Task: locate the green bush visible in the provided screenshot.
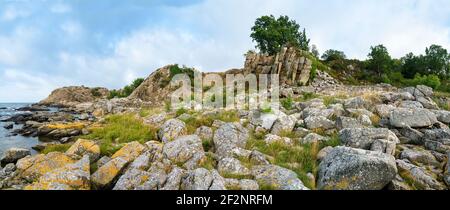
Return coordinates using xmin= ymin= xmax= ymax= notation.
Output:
xmin=411 ymin=74 xmax=441 ymax=89
xmin=281 ymin=97 xmax=293 ymax=110
xmin=108 ymin=78 xmax=145 ymax=99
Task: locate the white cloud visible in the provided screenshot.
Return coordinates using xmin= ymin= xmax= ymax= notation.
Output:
xmin=1 ymin=5 xmax=30 ymax=21
xmin=50 ymin=3 xmax=72 ymax=14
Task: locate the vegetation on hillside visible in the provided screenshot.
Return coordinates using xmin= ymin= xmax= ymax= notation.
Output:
xmin=108 ymin=78 xmax=145 ymax=99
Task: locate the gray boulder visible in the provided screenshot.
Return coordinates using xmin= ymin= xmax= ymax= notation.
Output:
xmin=1 ymin=148 xmax=31 ymax=165
xmin=252 ymin=164 xmax=309 ymax=190
xmin=213 ymin=123 xmax=249 ymax=158
xmin=195 ymin=126 xmax=213 ymax=140
xmin=390 ymin=108 xmax=437 ymax=128
xmin=433 ymin=110 xmax=450 ymax=124
xmin=271 ymin=115 xmax=296 ymax=136
xmin=162 ymin=135 xmax=205 ymax=170
xmin=422 ymin=129 xmax=450 ymax=153
xmin=181 ymin=168 xmax=213 ymax=190
xmin=217 ymin=157 xmax=251 ymax=177
xmin=335 ymin=116 xmax=363 ymax=130
xmin=396 ymin=159 xmax=446 ymax=190
xmin=161 ymin=166 xmax=185 ymax=190
xmin=158 ymin=119 xmax=187 ymax=143
xmin=317 ymin=146 xmax=397 ymax=190
xmin=304 ymin=116 xmax=335 ymax=130
xmin=339 ymin=128 xmax=399 ymax=155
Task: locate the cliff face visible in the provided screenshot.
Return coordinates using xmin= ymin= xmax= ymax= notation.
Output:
xmin=244 ymin=47 xmax=312 ymax=86
xmin=128 ymin=65 xmax=175 ymax=106
xmin=39 ymin=86 xmax=109 ymax=107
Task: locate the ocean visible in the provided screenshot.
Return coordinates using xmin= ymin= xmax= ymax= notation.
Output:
xmin=0 ymin=103 xmax=39 ymax=157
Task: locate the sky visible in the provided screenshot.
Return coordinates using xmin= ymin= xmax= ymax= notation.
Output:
xmin=0 ymin=0 xmax=449 ymax=102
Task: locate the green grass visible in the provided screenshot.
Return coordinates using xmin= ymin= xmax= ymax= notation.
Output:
xmin=221 ymin=173 xmax=254 ymax=180
xmin=199 ymin=152 xmax=217 ymax=170
xmin=41 ymin=144 xmax=72 ymax=154
xmin=202 ymin=138 xmax=214 ymax=152
xmin=281 ymin=97 xmax=293 ymax=110
xmin=246 ymin=134 xmax=319 ymax=189
xmin=82 ymin=114 xmax=158 ymax=156
xmin=320 ymin=132 xmax=341 ymax=148
xmin=260 ymin=106 xmax=272 ymax=113
xmin=180 ymin=109 xmax=240 ymax=134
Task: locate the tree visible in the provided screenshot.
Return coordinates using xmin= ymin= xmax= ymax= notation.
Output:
xmin=424 ymin=44 xmax=449 ymax=77
xmin=250 ymin=15 xmax=310 ymax=55
xmin=321 ymin=49 xmax=346 ymax=62
xmin=400 ymin=53 xmax=426 ymax=78
xmin=367 ymin=45 xmax=392 ymax=77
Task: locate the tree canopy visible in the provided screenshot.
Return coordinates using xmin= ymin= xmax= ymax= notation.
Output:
xmin=250 ymin=15 xmax=310 ymax=55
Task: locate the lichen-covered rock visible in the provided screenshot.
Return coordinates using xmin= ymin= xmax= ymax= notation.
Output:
xmin=213 ymin=123 xmax=249 ymax=158
xmin=444 ymin=152 xmax=450 ymax=186
xmin=270 ymin=115 xmax=296 ymax=136
xmin=304 ymin=116 xmax=335 ymax=130
xmin=399 ymin=147 xmax=440 ymax=168
xmin=162 ymin=135 xmax=205 ymax=170
xmin=249 ymin=150 xmax=270 ymax=165
xmin=65 ymin=139 xmax=100 ymax=162
xmin=112 ymin=168 xmax=152 ymax=190
xmin=390 ymin=108 xmax=437 ymax=128
xmin=161 ymin=166 xmax=185 ymax=190
xmin=25 ymin=155 xmax=90 ymax=190
xmin=422 ymin=129 xmax=450 ymax=153
xmin=16 ymin=152 xmax=76 ymax=181
xmin=433 ymin=110 xmax=450 ymax=124
xmin=195 ymin=126 xmax=213 ymax=141
xmin=158 ymin=119 xmax=187 ymax=143
xmin=225 ymin=178 xmax=259 ymax=190
xmin=209 ymin=170 xmax=227 ymax=190
xmin=396 ymin=159 xmax=446 ymax=190
xmin=339 ymin=128 xmax=399 ymax=155
xmin=90 ymin=157 xmax=128 ymax=189
xmin=264 ymin=134 xmax=292 ymax=145
xmin=111 ymin=141 xmax=146 ymax=162
xmin=317 ymin=146 xmax=397 ymax=190
xmin=217 ymin=157 xmax=251 ymax=177
xmin=398 ymin=100 xmax=424 ymax=109
xmin=375 ymin=104 xmax=396 ymax=119
xmin=134 ymin=164 xmax=168 ymax=190
xmin=1 ymin=148 xmax=31 ymax=165
xmin=399 ymin=127 xmax=424 ymax=145
xmin=335 ymin=116 xmax=363 ymax=130
xmin=301 ymin=133 xmax=327 ymax=144
xmin=344 ymin=97 xmax=367 ymax=109
xmin=143 ymin=113 xmax=167 ymax=127
xmin=252 ymin=164 xmax=308 ymax=190
xmin=181 ymin=168 xmax=213 ymax=190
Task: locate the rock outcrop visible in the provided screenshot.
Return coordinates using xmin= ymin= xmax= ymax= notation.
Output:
xmin=39 ymin=86 xmax=109 ymax=107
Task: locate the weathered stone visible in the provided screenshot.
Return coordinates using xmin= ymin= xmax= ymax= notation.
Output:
xmin=213 ymin=123 xmax=249 ymax=158
xmin=1 ymin=148 xmax=31 ymax=165
xmin=195 ymin=126 xmax=213 ymax=141
xmin=217 ymin=157 xmax=251 ymax=177
xmin=264 ymin=134 xmax=293 ymax=145
xmin=390 ymin=108 xmax=437 ymax=128
xmin=16 ymin=152 xmax=76 ymax=181
xmin=344 ymin=97 xmax=367 ymax=109
xmin=433 ymin=110 xmax=450 ymax=124
xmin=301 ymin=133 xmax=327 ymax=144
xmin=112 ymin=168 xmax=152 ymax=190
xmin=181 ymin=168 xmax=213 ymax=190
xmin=90 ymin=157 xmax=128 ymax=189
xmin=339 ymin=128 xmax=399 ymax=155
xmin=249 ymin=150 xmax=270 ymax=165
xmin=111 ymin=141 xmax=146 ymax=162
xmin=134 ymin=165 xmax=167 ymax=190
xmin=417 ymin=97 xmax=439 ymax=110
xmin=252 ymin=164 xmax=308 ymax=190
xmin=422 ymin=129 xmax=450 ymax=153
xmin=317 ymin=146 xmax=333 ymax=162
xmin=96 ymin=156 xmax=112 ymax=169
xmin=65 ymin=139 xmax=100 ymax=162
xmin=399 ymin=147 xmax=440 ymax=168
xmin=225 ymin=178 xmax=259 ymax=190
xmin=318 ymin=146 xmax=397 ymax=190
xmin=375 ymin=104 xmax=396 ymax=119
xmin=396 ymin=159 xmax=446 ymax=190
xmin=304 ymin=116 xmax=335 ymax=130
xmin=143 ymin=112 xmax=166 ymax=127
xmin=398 ymin=100 xmax=424 ymax=109
xmin=444 ymin=152 xmax=450 ymax=186
xmin=209 ymin=170 xmax=227 ymax=190
xmin=271 ymin=115 xmax=296 ymax=136
xmin=163 ymin=135 xmax=205 ymax=170
xmin=25 ymin=155 xmax=90 ymax=190
xmin=335 ymin=116 xmax=363 ymax=130
xmin=399 ymin=127 xmax=424 ymax=145
xmin=161 ymin=166 xmax=185 ymax=190
xmin=158 ymin=119 xmax=187 ymax=143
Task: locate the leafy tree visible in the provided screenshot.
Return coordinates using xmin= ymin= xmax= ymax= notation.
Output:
xmin=250 ymin=15 xmax=310 ymax=55
xmin=367 ymin=45 xmax=392 ymax=77
xmin=321 ymin=49 xmax=346 ymax=62
xmin=400 ymin=53 xmax=426 ymax=78
xmin=424 ymin=44 xmax=449 ymax=77
xmin=108 ymin=78 xmax=145 ymax=99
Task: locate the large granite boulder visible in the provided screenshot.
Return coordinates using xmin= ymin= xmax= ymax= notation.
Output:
xmin=158 ymin=119 xmax=187 ymax=143
xmin=251 ymin=164 xmax=309 ymax=190
xmin=390 ymin=108 xmax=437 ymax=128
xmin=162 ymin=135 xmax=206 ymax=170
xmin=317 ymin=146 xmax=397 ymax=190
xmin=1 ymin=148 xmax=31 ymax=165
xmin=339 ymin=128 xmax=399 ymax=155
xmin=213 ymin=123 xmax=249 ymax=158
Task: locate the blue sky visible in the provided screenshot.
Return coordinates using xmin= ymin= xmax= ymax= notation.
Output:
xmin=0 ymin=0 xmax=449 ymax=102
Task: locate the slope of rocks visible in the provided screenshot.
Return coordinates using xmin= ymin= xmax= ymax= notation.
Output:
xmin=39 ymin=86 xmax=109 ymax=107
